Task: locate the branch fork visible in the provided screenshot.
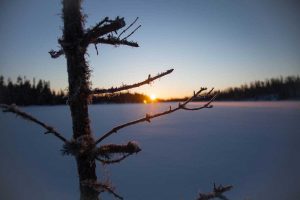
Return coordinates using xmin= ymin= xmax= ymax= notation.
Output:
xmin=198 ymin=183 xmax=233 ymax=200
xmin=94 ymin=141 xmax=141 ymax=165
xmin=94 ymin=86 xmax=219 ymax=145
xmin=50 ymin=16 xmax=141 ymax=59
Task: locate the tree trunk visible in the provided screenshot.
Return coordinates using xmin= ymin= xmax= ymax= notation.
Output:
xmin=62 ymin=0 xmax=98 ymax=199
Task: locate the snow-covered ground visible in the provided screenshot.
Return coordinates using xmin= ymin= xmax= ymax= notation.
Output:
xmin=0 ymin=102 xmax=299 ymax=200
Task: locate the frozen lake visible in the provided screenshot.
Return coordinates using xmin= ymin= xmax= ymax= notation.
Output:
xmin=0 ymin=102 xmax=300 ymax=200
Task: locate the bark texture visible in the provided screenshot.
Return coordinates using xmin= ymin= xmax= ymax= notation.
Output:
xmin=62 ymin=0 xmax=98 ymax=199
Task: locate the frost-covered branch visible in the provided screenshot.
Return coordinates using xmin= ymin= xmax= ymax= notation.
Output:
xmin=84 ymin=17 xmax=126 ymax=45
xmin=197 ymin=183 xmax=233 ymax=200
xmin=95 ymin=87 xmax=217 ymax=145
xmin=92 ymin=69 xmax=174 ymax=95
xmin=50 ymin=16 xmax=140 ymax=58
xmin=0 ymin=104 xmax=68 ymax=143
xmin=94 ymin=36 xmax=139 ymax=47
xmin=96 ymin=141 xmax=141 ymax=155
xmin=95 ymin=141 xmax=141 ymax=164
xmin=182 ymin=90 xmax=218 ymax=111
xmin=49 ymin=49 xmax=64 ymax=59
xmin=96 ymin=153 xmax=133 ymax=164
xmin=84 ymin=16 xmax=141 ymax=51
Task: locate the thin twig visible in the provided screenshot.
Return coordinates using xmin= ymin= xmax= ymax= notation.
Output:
xmin=181 ymin=92 xmax=219 ymax=111
xmin=197 ymin=183 xmax=233 ymax=200
xmin=118 ymin=17 xmax=139 ymax=39
xmin=81 ymin=180 xmax=123 ymax=200
xmin=92 ymin=69 xmax=174 ymax=95
xmin=94 ymin=87 xmax=216 ymax=145
xmin=99 ymin=183 xmax=124 ymax=200
xmin=0 ymin=104 xmax=68 ymax=143
xmin=122 ymin=25 xmax=141 ymax=41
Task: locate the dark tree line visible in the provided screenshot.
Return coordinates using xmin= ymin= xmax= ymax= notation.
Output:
xmin=1 ymin=75 xmax=300 ymax=106
xmin=0 ymin=76 xmax=66 ymax=105
xmin=217 ymin=75 xmax=300 ymax=101
xmin=93 ymin=92 xmax=150 ymax=104
xmin=0 ymin=75 xmax=152 ymax=105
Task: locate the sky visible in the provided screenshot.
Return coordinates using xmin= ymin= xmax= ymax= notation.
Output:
xmin=0 ymin=0 xmax=300 ymax=99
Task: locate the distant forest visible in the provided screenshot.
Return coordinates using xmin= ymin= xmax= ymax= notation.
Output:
xmin=217 ymin=75 xmax=300 ymax=101
xmin=0 ymin=75 xmax=299 ymax=105
xmin=0 ymin=75 xmax=150 ymax=105
xmin=0 ymin=76 xmax=65 ymax=105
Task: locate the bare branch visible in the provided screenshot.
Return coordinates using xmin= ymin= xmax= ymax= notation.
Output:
xmin=98 ymin=183 xmax=124 ymax=200
xmin=118 ymin=17 xmax=139 ymax=39
xmin=96 ymin=141 xmax=141 ymax=157
xmin=96 ymin=153 xmax=133 ymax=165
xmin=94 ymin=36 xmax=139 ymax=47
xmin=94 ymin=141 xmax=140 ymax=164
xmin=197 ymin=183 xmax=233 ymax=200
xmin=92 ymin=69 xmax=174 ymax=95
xmin=0 ymin=104 xmax=68 ymax=143
xmin=95 ymin=87 xmax=216 ymax=145
xmin=91 ymin=17 xmax=110 ymax=30
xmin=182 ymin=92 xmax=219 ymax=111
xmin=85 ymin=17 xmax=126 ymax=45
xmin=81 ymin=179 xmax=123 ymax=200
xmin=122 ymin=25 xmax=141 ymax=41
xmin=49 ymin=49 xmax=64 ymax=58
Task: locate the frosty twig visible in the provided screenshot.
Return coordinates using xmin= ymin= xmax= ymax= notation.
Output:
xmin=0 ymin=104 xmax=68 ymax=143
xmin=92 ymin=69 xmax=174 ymax=94
xmin=84 ymin=17 xmax=126 ymax=44
xmin=95 ymin=87 xmax=218 ymax=145
xmin=95 ymin=141 xmax=141 ymax=164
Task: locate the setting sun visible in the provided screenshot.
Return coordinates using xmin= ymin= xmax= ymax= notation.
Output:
xmin=150 ymin=94 xmax=157 ymax=101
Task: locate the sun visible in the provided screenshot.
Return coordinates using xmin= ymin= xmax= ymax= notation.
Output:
xmin=150 ymin=94 xmax=157 ymax=101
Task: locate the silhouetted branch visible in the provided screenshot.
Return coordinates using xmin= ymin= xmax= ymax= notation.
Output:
xmin=85 ymin=17 xmax=126 ymax=45
xmin=94 ymin=142 xmax=141 ymax=164
xmin=197 ymin=183 xmax=233 ymax=200
xmin=122 ymin=25 xmax=141 ymax=41
xmin=182 ymin=92 xmax=219 ymax=111
xmin=98 ymin=183 xmax=124 ymax=200
xmin=117 ymin=17 xmax=139 ymax=39
xmin=81 ymin=179 xmax=123 ymax=200
xmin=96 ymin=153 xmax=133 ymax=164
xmin=0 ymin=104 xmax=68 ymax=143
xmin=94 ymin=36 xmax=139 ymax=47
xmin=49 ymin=49 xmax=64 ymax=58
xmin=92 ymin=69 xmax=174 ymax=95
xmin=95 ymin=87 xmax=216 ymax=145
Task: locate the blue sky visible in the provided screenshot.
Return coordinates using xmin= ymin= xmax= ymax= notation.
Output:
xmin=0 ymin=0 xmax=299 ymax=98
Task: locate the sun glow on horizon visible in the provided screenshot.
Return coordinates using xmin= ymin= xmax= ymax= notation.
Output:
xmin=150 ymin=94 xmax=157 ymax=101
